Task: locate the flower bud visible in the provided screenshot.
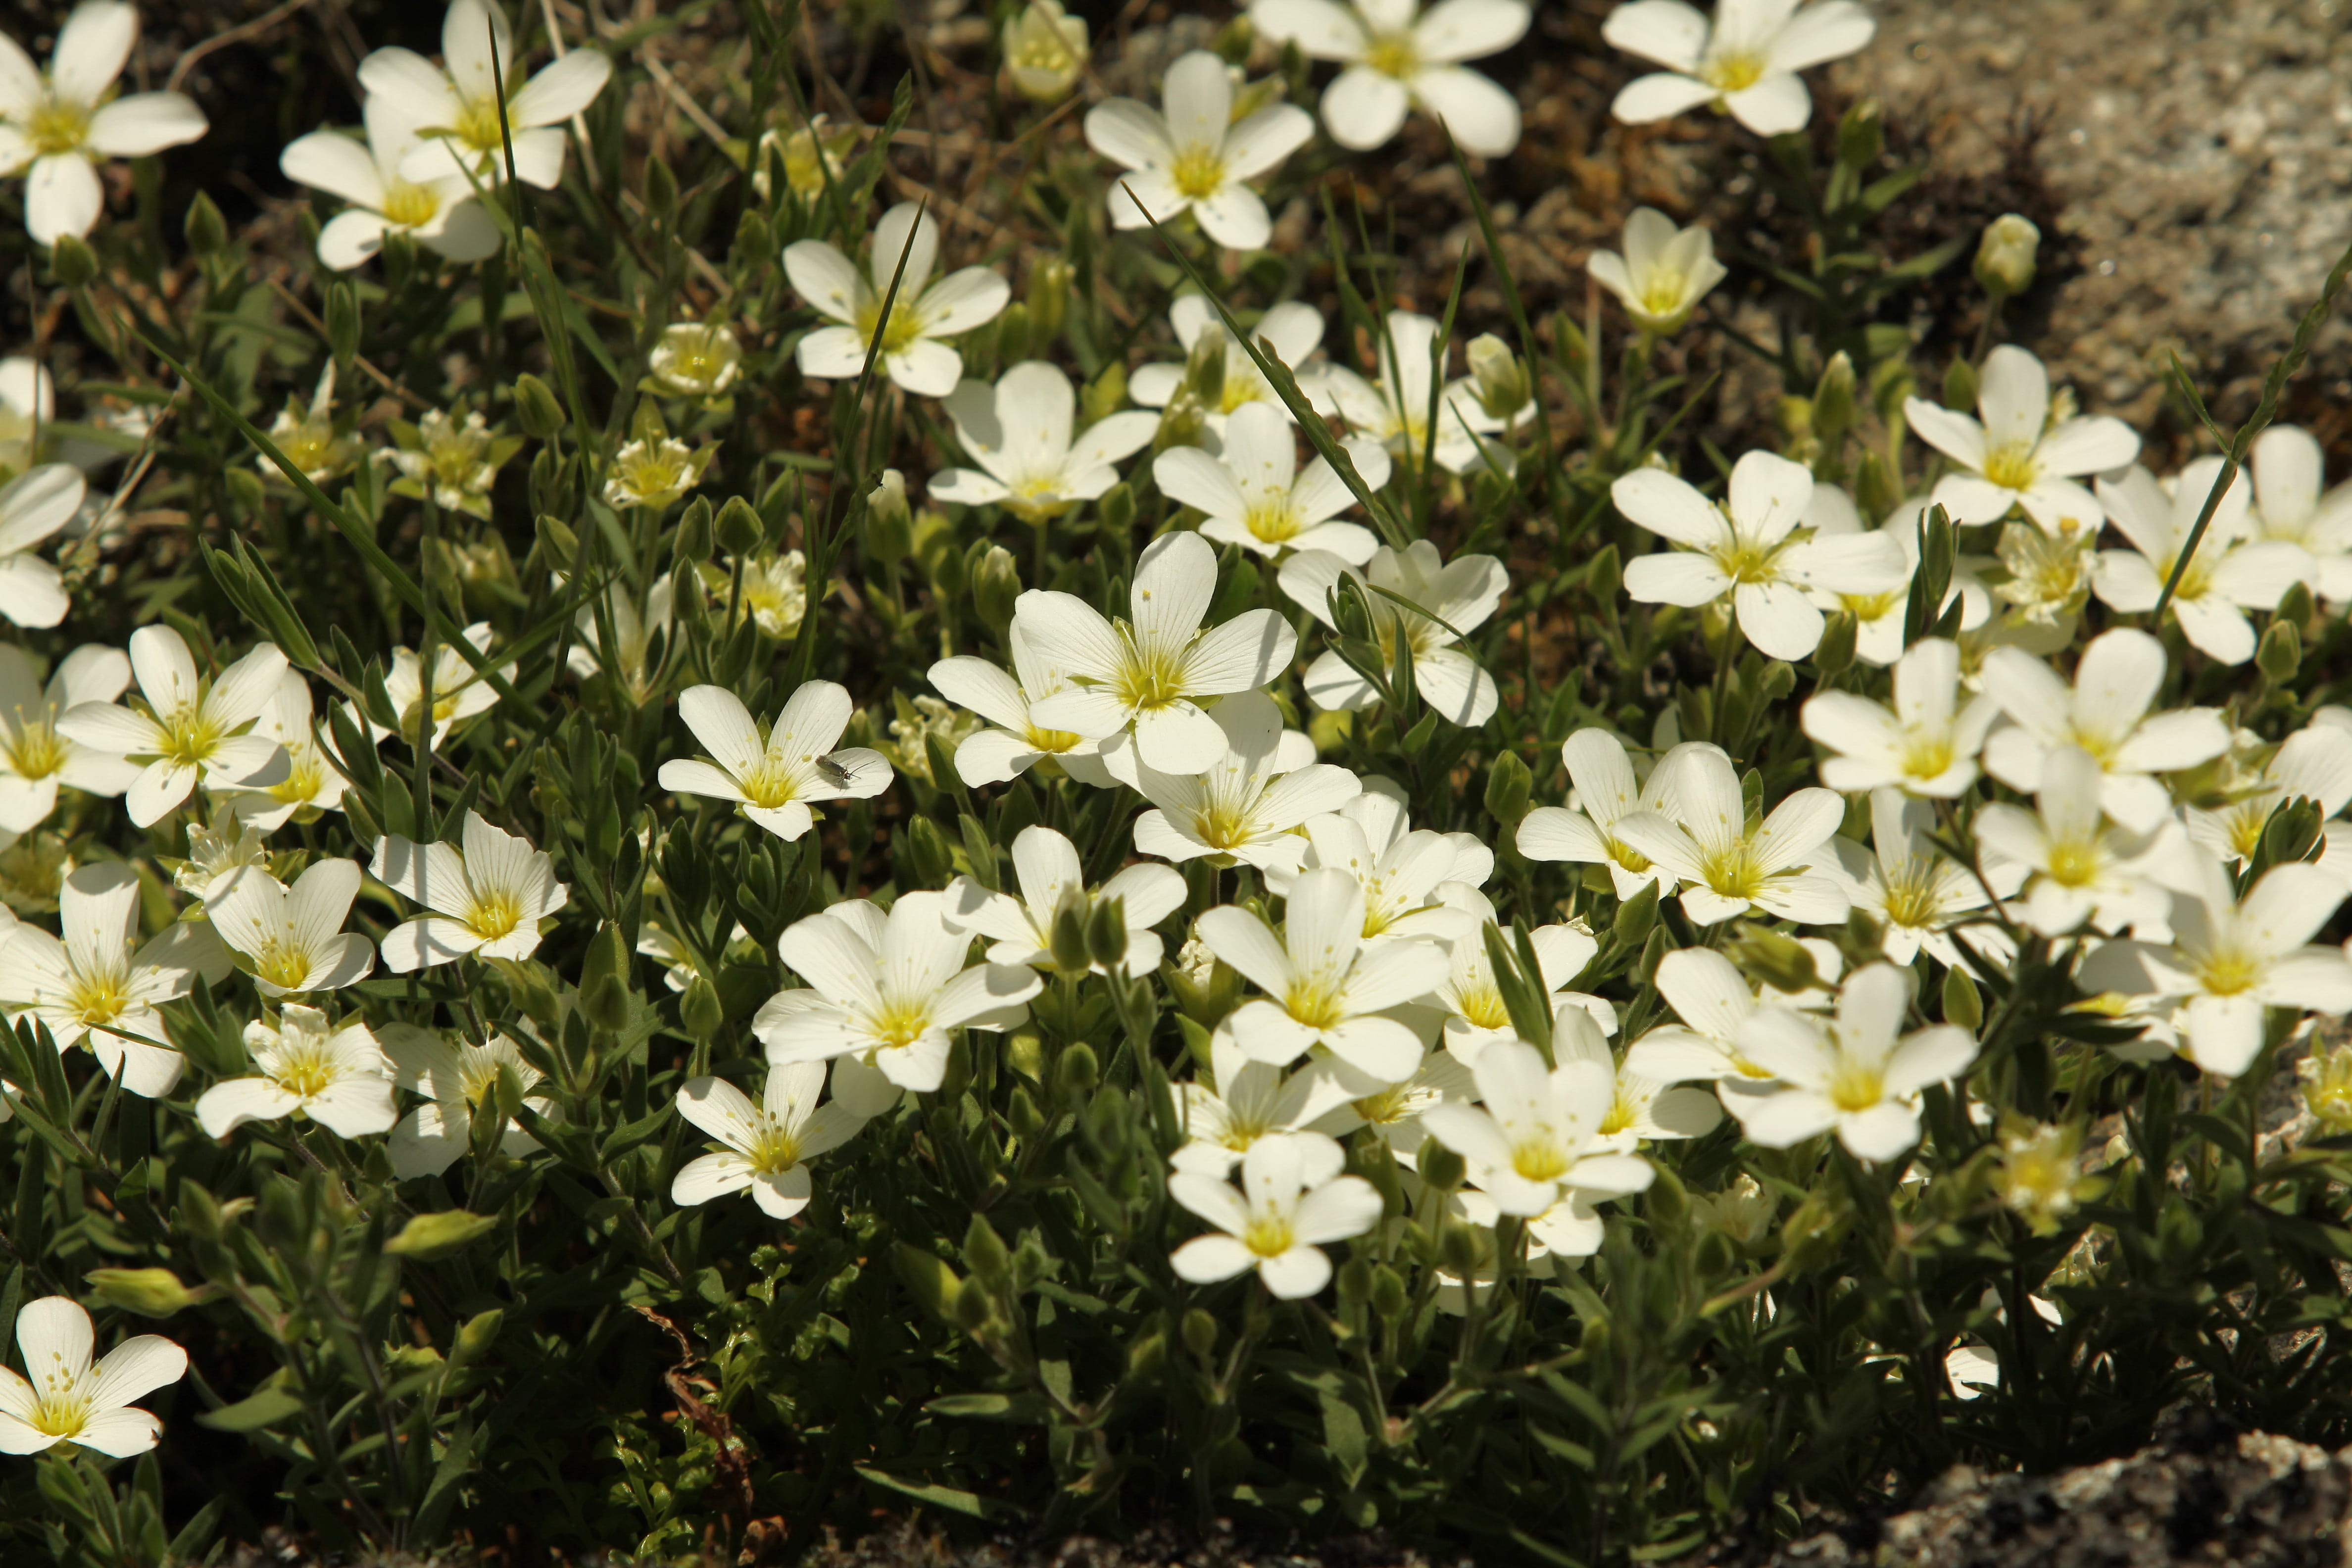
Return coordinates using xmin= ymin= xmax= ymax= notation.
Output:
xmin=2275 ymin=580 xmax=2314 ymax=627
xmin=1007 ymin=1084 xmax=1045 ymax=1138
xmin=1097 ymin=482 xmax=1136 ymax=533
xmin=184 ymin=190 xmax=229 ymax=255
xmin=1002 ymin=0 xmax=1087 ymax=102
xmin=680 ymin=974 xmax=725 ymax=1040
xmin=512 ymin=374 xmax=566 ymax=440
xmin=672 ymin=496 xmax=712 ymax=564
xmin=1418 ymin=1139 xmax=1467 ymax=1193
xmin=535 ymin=513 xmax=578 ymax=571
xmin=1484 ymin=750 xmax=1532 ymax=830
xmin=325 ymin=279 xmax=361 ymax=369
xmin=579 ymin=921 xmax=634 ymax=1031
xmin=1050 ymin=900 xmax=1091 ymax=973
xmin=49 ymin=233 xmax=98 ymax=288
xmin=1026 ymin=255 xmax=1071 ymax=346
xmin=1082 ymin=363 xmax=1128 ymax=427
xmin=83 ymin=1267 xmax=216 ymax=1319
xmin=1854 ymin=449 xmax=1900 ymax=523
xmin=1336 ymin=1258 xmax=1372 ymax=1308
xmin=971 ymin=543 xmax=1022 ymax=636
xmin=1942 ymin=355 xmax=1978 ymax=414
xmin=714 ymin=495 xmax=764 ymax=558
xmin=1610 ymin=880 xmax=1659 ymax=949
xmin=1184 ymin=333 xmax=1227 ymax=408
xmin=1466 ymin=333 xmax=1530 ymax=421
xmin=450 ymin=1308 xmax=505 ymax=1368
xmin=1055 ymin=1040 xmax=1099 ymax=1100
xmin=1974 ymin=214 xmax=2041 ymax=299
xmin=1586 ymin=542 xmax=1622 ymax=604
xmin=1127 ymin=1326 xmax=1168 ymax=1378
xmin=2256 ymin=617 xmax=2301 ymax=684
xmin=892 ymin=1244 xmax=963 ymax=1322
xmin=1730 ymin=926 xmax=1817 ymax=994
xmin=1181 ymin=1307 xmax=1219 ymax=1359
xmin=1086 ymin=895 xmax=1128 ymax=972
xmin=1811 ymin=351 xmax=1856 ymax=442
xmin=1836 ymin=98 xmax=1882 ymax=170
xmin=1439 ymin=1220 xmax=1483 ymax=1277
xmin=1942 ymin=966 xmax=1983 ymax=1033
xmin=994 ymin=301 xmax=1032 ymax=365
xmin=1814 ymin=610 xmax=1858 ymax=676
xmin=864 ymin=469 xmax=913 ymax=567
xmin=1369 ymin=1265 xmax=1408 ymax=1321
xmin=964 ymin=1214 xmax=1012 ymax=1285
xmin=384 ymin=1210 xmax=499 ymax=1261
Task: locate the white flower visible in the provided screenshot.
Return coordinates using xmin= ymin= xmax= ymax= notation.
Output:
xmin=1195 ymin=866 xmax=1451 ymax=1086
xmin=1802 ymin=637 xmax=1998 ymax=798
xmin=1610 ymin=3 xmax=1876 ymax=131
xmin=1085 ymin=50 xmax=1315 ymax=250
xmin=279 ymin=97 xmax=499 ymax=269
xmin=56 ymin=627 xmax=288 ymax=828
xmin=195 ymin=1004 xmax=396 ymax=1139
xmin=1249 ymin=0 xmax=1532 ymax=157
xmin=1807 ymin=496 xmax=1988 ymax=666
xmin=1428 ymin=894 xmax=1614 ymax=1064
xmin=930 ymin=361 xmax=1160 ymax=521
xmin=378 ymin=1024 xmax=550 ymax=1177
xmin=945 ymin=825 xmax=1185 ymax=979
xmin=0 ymin=464 xmax=82 ymax=627
xmin=2076 ymin=857 xmax=2352 ymax=1078
xmin=1266 ymin=780 xmax=1494 ymax=940
xmin=671 ymin=1063 xmax=864 ymax=1221
xmin=0 ymin=1296 xmax=185 ymax=1457
xmin=785 ymin=202 xmax=1010 ymax=398
xmin=1621 ymin=946 xmax=1780 ymax=1085
xmin=658 ymin=682 xmax=892 ymax=842
xmin=2247 ymin=425 xmax=2352 ymax=602
xmin=0 ymin=2 xmax=207 ymax=245
xmin=1157 ymin=404 xmax=1390 ymax=565
xmin=1012 ymin=530 xmax=1296 ymax=774
xmin=1615 ymin=450 xmax=1911 ymax=661
xmin=1516 ymin=728 xmax=1681 ymax=897
xmin=1174 ymin=1029 xmax=1354 ymax=1178
xmin=0 ymin=642 xmax=137 ymax=830
xmin=1279 ymin=538 xmax=1508 ymax=725
xmin=1904 ymin=346 xmax=2140 ymax=533
xmin=1822 ymin=789 xmax=2017 ymax=968
xmin=724 ymin=550 xmax=808 ymax=640
xmin=205 ymin=861 xmax=376 ymax=997
xmin=1972 ymin=744 xmax=2174 ymax=938
xmin=2185 ymin=723 xmax=2352 ymax=869
xmin=0 ymin=861 xmax=227 ymax=1097
xmin=1003 ymin=0 xmax=1087 ymax=99
xmin=757 ymin=891 xmax=1042 ymax=1106
xmin=1168 ymin=1132 xmax=1383 ymax=1299
xmin=1128 ymin=690 xmax=1362 ymax=872
xmin=1612 ymin=741 xmax=1849 ymax=926
xmin=1129 ymin=295 xmax=1327 ymax=436
xmin=370 ymin=621 xmax=504 ymax=750
xmin=385 ymin=409 xmax=503 ymax=520
xmin=1552 ymin=1004 xmax=1720 ymax=1150
xmin=1307 ymin=1049 xmax=1477 ymax=1167
xmin=1421 ymin=1037 xmax=1655 ymax=1217
xmin=1979 ymin=629 xmax=2230 ymax=833
xmin=602 ymin=435 xmax=709 ymax=512
xmin=169 ymin=803 xmax=271 ymax=897
xmin=1721 ymin=964 xmax=1976 ymax=1160
xmin=646 ymin=320 xmax=743 ymax=398
xmin=2091 ymin=460 xmax=2314 ymax=666
xmin=371 ymin=810 xmax=569 ymax=970
xmin=0 ymin=355 xmax=54 ymax=477
xmin=356 ymin=0 xmax=610 ymax=191
xmin=565 ymin=572 xmax=673 ymax=706
xmin=1301 ymin=310 xmax=1519 ymax=474
xmin=230 ymin=671 xmax=348 ymax=830
xmin=1587 ymin=207 xmax=1727 ymax=334
xmin=929 ymin=627 xmax=1116 ymax=789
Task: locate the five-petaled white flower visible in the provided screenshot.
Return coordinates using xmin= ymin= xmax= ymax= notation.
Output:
xmin=1195 ymin=866 xmax=1451 ymax=1087
xmin=1603 ymin=0 xmax=1876 ymax=136
xmin=378 ymin=1024 xmax=551 ymax=1177
xmin=758 ymin=891 xmax=1042 ymax=1107
xmin=195 ymin=1004 xmax=396 ymax=1139
xmin=1128 ymin=690 xmax=1363 ymax=873
xmin=1156 ymin=402 xmax=1391 ymax=564
xmin=1168 ymin=1131 xmax=1383 ymax=1299
xmin=1302 ymin=310 xmax=1520 ymax=474
xmin=2184 ymin=723 xmax=2352 ymax=870
xmin=1971 ymin=744 xmax=2175 ymax=938
xmin=371 ymin=810 xmax=569 ymax=971
xmin=1267 ymin=781 xmax=1494 ymax=941
xmin=0 ymin=641 xmax=138 ymax=831
xmin=233 ymin=671 xmax=348 ymax=831
xmin=1515 ymin=728 xmax=1686 ymax=897
xmin=1821 ymin=789 xmax=2017 ymax=969
xmin=1904 ymin=346 xmax=2140 ymax=533
xmin=671 ymin=1062 xmax=865 ymax=1221
xmin=57 ymin=627 xmax=288 ymax=828
xmin=0 ymin=2 xmax=208 ymax=245
xmin=658 ymin=682 xmax=892 ymax=842
xmin=1621 ymin=946 xmax=1781 ymax=1086
xmin=930 ymin=361 xmax=1160 ymax=521
xmin=1279 ymin=538 xmax=1509 ymax=725
xmin=1588 ymin=206 xmax=1727 ymax=335
xmin=2091 ymin=459 xmax=2314 ymax=667
xmin=1249 ymin=0 xmax=1532 ymax=157
xmin=1611 ymin=741 xmax=1849 ymax=927
xmin=1803 ymin=637 xmax=1997 ymax=798
xmin=1421 ymin=1036 xmax=1656 ymax=1217
xmin=945 ymin=825 xmax=1187 ymax=979
xmin=0 ymin=464 xmax=84 ymax=627
xmin=0 ymin=1296 xmax=185 ymax=1457
xmin=1425 ymin=893 xmax=1611 ymax=1063
xmin=0 ymin=860 xmax=227 ymax=1097
xmin=356 ymin=0 xmax=611 ymax=191
xmin=785 ymin=202 xmax=1010 ymax=398
xmin=279 ymin=97 xmax=500 ymax=270
xmin=1174 ymin=1029 xmax=1355 ymax=1178
xmin=646 ymin=320 xmax=743 ymax=398
xmin=1720 ymin=963 xmax=1977 ymax=1161
xmin=2077 ymin=857 xmax=2352 ymax=1079
xmin=1012 ymin=530 xmax=1296 ymax=774
xmin=1086 ymin=50 xmax=1314 ymax=250
xmin=1978 ymin=629 xmax=2230 ymax=833
xmin=205 ymin=860 xmax=376 ymax=997
xmin=1129 ymin=295 xmax=1327 ymax=437
xmin=2246 ymin=425 xmax=2352 ymax=603
xmin=1615 ymin=450 xmax=1911 ymax=661
xmin=928 ymin=625 xmax=1116 ymax=789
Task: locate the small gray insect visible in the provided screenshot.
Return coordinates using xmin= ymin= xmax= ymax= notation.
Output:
xmin=812 ymin=752 xmax=872 ymax=788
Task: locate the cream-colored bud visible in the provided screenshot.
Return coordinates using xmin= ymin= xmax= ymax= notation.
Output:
xmin=1974 ymin=213 xmax=2041 ymax=298
xmin=1003 ymin=0 xmax=1087 ymax=102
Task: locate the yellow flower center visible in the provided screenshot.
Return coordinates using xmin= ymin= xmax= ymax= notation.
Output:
xmin=1170 ymin=144 xmax=1227 ymax=200
xmin=26 ymin=97 xmax=91 ymax=158
xmin=1510 ymin=1137 xmax=1569 ymax=1183
xmin=1827 ymin=1060 xmax=1884 ymax=1113
xmin=741 ymin=1116 xmax=803 ymax=1176
xmin=2065 ymin=726 xmax=2116 ymax=766
xmin=2225 ymin=804 xmax=2266 ymax=860
xmin=274 ymin=1038 xmax=337 ymax=1100
xmin=1284 ymin=974 xmax=1349 ymax=1031
xmin=1702 ymin=51 xmax=1766 ymax=93
xmin=269 ymin=751 xmax=327 ymax=807
xmin=450 ymin=95 xmax=508 ymax=155
xmin=255 ymin=941 xmax=313 ymax=993
xmin=852 ymin=298 xmax=926 ymax=356
xmin=380 ymin=181 xmax=441 ymax=228
xmin=157 ymin=705 xmax=228 ymax=769
xmin=1242 ymin=498 xmax=1301 ymax=544
xmin=734 ymin=755 xmax=803 ymax=811
xmin=1700 ymin=839 xmax=1768 ymax=901
xmin=30 ymin=1383 xmax=91 ymax=1438
xmin=1242 ymin=1213 xmax=1296 ymax=1258
xmin=65 ymin=964 xmax=132 ymax=1028
xmin=868 ymin=1000 xmax=933 ymax=1050
xmin=1841 ymin=589 xmax=1904 ymax=621
xmin=1021 ymin=722 xmax=1084 ymax=755
xmin=1900 ymin=733 xmax=1955 ymax=781
xmin=2196 ymin=948 xmax=2262 ymax=998
xmin=1191 ymin=799 xmax=1255 ymax=850
xmin=464 ymin=889 xmax=524 ymax=942
xmin=2046 ymin=840 xmax=2099 ymax=888
xmin=1365 ymin=32 xmax=1419 ymax=80
xmin=1711 ymin=537 xmax=1782 ymax=586
xmin=1599 ymin=1090 xmax=1640 ymax=1139
xmin=1351 ymin=1085 xmax=1411 ymax=1125
xmin=1606 ymin=835 xmax=1653 ymax=875
xmin=1457 ymin=982 xmax=1512 ymax=1031
xmin=6 ymin=718 xmax=68 ymax=781
xmin=1110 ymin=633 xmax=1187 ymax=711
xmin=1636 ymin=269 xmax=1691 ymax=319
xmin=1981 ymin=441 xmax=2040 ymax=491
xmin=1879 ymin=861 xmax=1944 ymax=931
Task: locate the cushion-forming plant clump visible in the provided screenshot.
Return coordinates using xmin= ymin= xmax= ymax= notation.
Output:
xmin=2 ymin=0 xmax=2352 ymax=1563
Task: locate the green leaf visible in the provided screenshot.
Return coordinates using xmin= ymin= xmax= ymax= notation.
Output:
xmin=197 ymin=1385 xmax=306 ymax=1432
xmin=925 ymin=1391 xmax=1052 ymax=1423
xmin=854 ymin=1465 xmax=990 ymax=1517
